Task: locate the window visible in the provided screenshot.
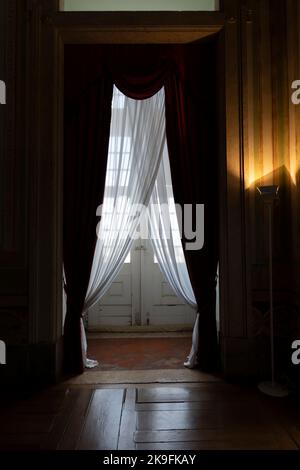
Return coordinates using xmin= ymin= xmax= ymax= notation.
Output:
xmin=61 ymin=0 xmax=219 ymax=12
xmin=100 ymin=92 xmax=132 ymax=263
xmin=101 ymin=137 xmax=132 ymax=262
xmin=106 ymin=138 xmax=131 ymax=188
xmin=112 ymin=88 xmax=125 ymax=109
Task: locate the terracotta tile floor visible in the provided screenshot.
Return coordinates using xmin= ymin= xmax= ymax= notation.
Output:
xmin=86 ymin=336 xmax=192 ymax=370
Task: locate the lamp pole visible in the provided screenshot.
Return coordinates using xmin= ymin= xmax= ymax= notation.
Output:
xmin=267 ymin=199 xmax=275 ymax=387
xmin=257 ymin=185 xmax=288 ymax=397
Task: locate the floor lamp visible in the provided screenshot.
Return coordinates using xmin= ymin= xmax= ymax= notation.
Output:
xmin=257 ymin=185 xmax=289 ymax=397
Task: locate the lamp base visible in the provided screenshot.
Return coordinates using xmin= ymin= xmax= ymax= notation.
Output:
xmin=258 ymin=381 xmax=289 ymax=397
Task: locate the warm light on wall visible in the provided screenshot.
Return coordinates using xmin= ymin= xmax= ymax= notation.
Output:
xmin=288 ymin=152 xmax=299 ymax=186
xmin=246 ymin=165 xmax=298 ymax=189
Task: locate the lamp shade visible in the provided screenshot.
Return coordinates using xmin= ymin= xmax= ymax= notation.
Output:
xmin=257 ymin=185 xmax=279 ymax=200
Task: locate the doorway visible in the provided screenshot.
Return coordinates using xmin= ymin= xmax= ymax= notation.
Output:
xmin=64 ymin=40 xmax=220 ymax=375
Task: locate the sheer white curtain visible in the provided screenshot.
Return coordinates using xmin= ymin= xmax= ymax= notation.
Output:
xmin=82 ymin=86 xmax=202 ymax=369
xmin=148 ymin=144 xmax=199 ymax=368
xmin=148 ymin=144 xmax=196 ymax=306
xmin=84 ymin=86 xmax=166 ymax=312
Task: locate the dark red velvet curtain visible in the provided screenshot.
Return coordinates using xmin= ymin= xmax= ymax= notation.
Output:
xmin=108 ymin=45 xmax=173 ymax=99
xmin=64 ymin=42 xmax=219 ymax=374
xmin=165 ymin=43 xmax=220 ymax=371
xmin=64 ymin=74 xmax=113 ymax=374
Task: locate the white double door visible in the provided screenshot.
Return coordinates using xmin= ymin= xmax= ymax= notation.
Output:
xmin=87 ymin=238 xmax=196 ymax=329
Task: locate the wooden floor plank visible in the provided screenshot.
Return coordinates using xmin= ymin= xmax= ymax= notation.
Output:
xmin=58 ymin=388 xmax=93 ymax=450
xmin=0 ymin=413 xmax=55 ymax=435
xmin=5 ymin=389 xmax=68 ymax=415
xmin=118 ymin=388 xmax=137 ymax=450
xmin=42 ymin=388 xmax=93 ymax=450
xmin=137 ymin=385 xmax=253 ymax=403
xmin=136 ymin=402 xmax=209 ymax=411
xmin=134 ymin=429 xmax=298 ymax=450
xmin=136 ymin=411 xmax=273 ymax=431
xmin=260 ymin=394 xmax=300 ymax=449
xmin=136 ymin=440 xmax=297 ymax=450
xmin=0 ymin=433 xmax=48 ymax=450
xmin=136 ymin=442 xmax=210 ymax=450
xmin=77 ymin=389 xmax=124 ymax=450
xmin=43 ymin=388 xmax=80 ymax=450
xmin=137 ymin=410 xmax=224 ymax=431
xmin=136 ymin=399 xmax=272 ymax=416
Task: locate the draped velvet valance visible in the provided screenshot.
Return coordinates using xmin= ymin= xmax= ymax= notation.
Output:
xmin=64 ymin=40 xmax=219 ymax=375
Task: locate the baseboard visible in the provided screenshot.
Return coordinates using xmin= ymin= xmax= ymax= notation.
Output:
xmin=87 ymin=324 xmax=193 ymax=333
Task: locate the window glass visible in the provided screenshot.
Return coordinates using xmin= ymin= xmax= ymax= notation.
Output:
xmin=124 ymin=252 xmax=131 ymax=263
xmin=61 ymin=0 xmax=219 ymax=12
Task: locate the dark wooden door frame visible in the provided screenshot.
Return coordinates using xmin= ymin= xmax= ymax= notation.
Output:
xmin=26 ymin=0 xmax=249 ymax=378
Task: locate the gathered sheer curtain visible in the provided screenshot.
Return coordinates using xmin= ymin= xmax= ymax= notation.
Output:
xmin=84 ymin=86 xmax=166 ymax=311
xmin=148 ymin=145 xmax=199 ymax=368
xmin=149 ymin=145 xmax=196 ymax=307
xmin=82 ymin=85 xmax=200 ymax=369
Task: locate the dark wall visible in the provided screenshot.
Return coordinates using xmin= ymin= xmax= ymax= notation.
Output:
xmin=242 ymin=0 xmax=300 ymax=383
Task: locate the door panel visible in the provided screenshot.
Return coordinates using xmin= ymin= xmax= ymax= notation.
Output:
xmin=88 ymin=306 xmax=132 ymax=328
xmin=148 ymin=306 xmax=196 ymax=326
xmin=88 ymin=264 xmax=133 ymax=328
xmin=141 ymin=239 xmax=196 ymax=326
xmin=87 ymin=239 xmax=196 ymax=329
xmin=98 ymin=273 xmax=132 ymax=305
